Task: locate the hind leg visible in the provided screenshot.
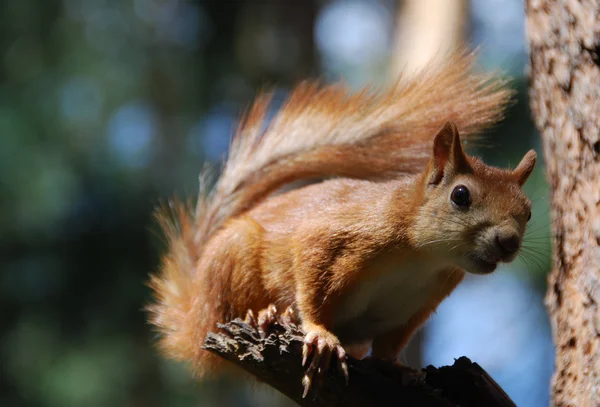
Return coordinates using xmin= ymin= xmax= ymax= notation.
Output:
xmin=208 ymin=216 xmax=275 ymax=314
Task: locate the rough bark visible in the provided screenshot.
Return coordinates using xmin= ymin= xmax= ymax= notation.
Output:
xmin=526 ymin=1 xmax=600 ymax=406
xmin=203 ymin=314 xmax=516 ymax=407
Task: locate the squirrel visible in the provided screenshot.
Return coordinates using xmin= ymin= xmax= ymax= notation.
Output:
xmin=146 ymin=50 xmax=536 ymax=397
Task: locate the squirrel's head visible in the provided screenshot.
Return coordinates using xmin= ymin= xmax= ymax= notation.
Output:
xmin=412 ymin=122 xmax=536 ymax=275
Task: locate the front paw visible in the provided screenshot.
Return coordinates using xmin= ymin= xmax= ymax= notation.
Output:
xmin=301 ymin=325 xmax=348 ymax=398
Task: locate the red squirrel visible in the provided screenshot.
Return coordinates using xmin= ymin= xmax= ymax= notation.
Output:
xmin=147 ymin=50 xmax=536 ymax=397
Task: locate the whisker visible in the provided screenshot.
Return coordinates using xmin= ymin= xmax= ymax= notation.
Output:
xmin=521 ymin=245 xmax=552 ymax=258
xmin=414 ymin=238 xmax=464 ymax=249
xmin=519 ymin=249 xmax=551 ymax=272
xmin=525 ymin=220 xmax=553 ymax=236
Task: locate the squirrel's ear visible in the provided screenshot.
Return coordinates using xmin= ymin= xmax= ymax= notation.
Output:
xmin=513 ymin=149 xmax=537 ymax=186
xmin=429 ymin=121 xmax=470 ymax=185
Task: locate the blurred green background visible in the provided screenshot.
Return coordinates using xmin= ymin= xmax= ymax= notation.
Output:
xmin=0 ymin=1 xmax=553 ymax=406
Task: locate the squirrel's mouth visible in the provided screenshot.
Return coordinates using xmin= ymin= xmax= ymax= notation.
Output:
xmin=468 ymin=255 xmax=498 ymax=274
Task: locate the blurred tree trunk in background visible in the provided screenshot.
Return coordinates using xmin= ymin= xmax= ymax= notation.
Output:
xmin=526 ymin=2 xmax=600 ymax=406
xmin=389 ymin=0 xmax=468 ymax=368
xmin=390 ymin=0 xmax=468 ymax=78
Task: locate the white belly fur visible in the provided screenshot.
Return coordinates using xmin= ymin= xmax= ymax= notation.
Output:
xmin=332 ymin=258 xmax=451 ymax=343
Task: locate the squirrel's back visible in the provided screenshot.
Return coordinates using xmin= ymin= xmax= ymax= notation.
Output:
xmin=146 ymin=49 xmax=513 ymax=377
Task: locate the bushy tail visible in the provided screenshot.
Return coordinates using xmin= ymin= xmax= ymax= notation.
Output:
xmin=146 ymin=49 xmax=513 ymax=372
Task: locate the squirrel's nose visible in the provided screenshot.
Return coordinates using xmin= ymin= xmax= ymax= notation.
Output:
xmin=496 ymin=233 xmax=520 ymax=257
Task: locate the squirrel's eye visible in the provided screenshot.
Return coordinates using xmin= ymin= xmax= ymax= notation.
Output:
xmin=527 ymin=210 xmax=532 ymax=221
xmin=451 ymin=185 xmax=471 ymax=207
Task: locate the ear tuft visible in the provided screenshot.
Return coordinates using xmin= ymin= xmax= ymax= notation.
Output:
xmin=513 ymin=149 xmax=537 ymax=186
xmin=429 ymin=121 xmax=469 ymax=185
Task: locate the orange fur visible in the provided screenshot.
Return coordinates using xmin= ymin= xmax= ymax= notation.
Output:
xmin=146 ymin=49 xmax=535 ymax=382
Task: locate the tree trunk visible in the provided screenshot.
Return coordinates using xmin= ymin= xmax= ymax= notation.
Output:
xmin=387 ymin=0 xmax=469 ymax=368
xmin=526 ymin=2 xmax=600 ymax=406
xmin=390 ymin=0 xmax=468 ymax=78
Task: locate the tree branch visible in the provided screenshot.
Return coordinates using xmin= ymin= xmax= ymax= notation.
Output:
xmin=203 ymin=314 xmax=516 ymax=407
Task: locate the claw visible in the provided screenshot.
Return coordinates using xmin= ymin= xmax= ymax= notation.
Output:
xmin=302 ymin=374 xmax=311 ymax=398
xmin=302 ymin=342 xmax=312 ymax=367
xmin=336 ymin=346 xmax=349 ymax=385
xmin=302 ymin=331 xmax=317 ymax=366
xmin=316 ymin=337 xmax=332 ymax=380
xmin=302 ymin=346 xmax=323 ymax=399
xmin=257 ymin=304 xmax=278 ymax=338
xmin=267 ymin=304 xmax=277 ymax=318
xmin=280 ymin=306 xmax=296 ymax=327
xmin=307 ymin=344 xmax=323 ymax=375
xmin=339 ymin=359 xmax=349 ymax=385
xmin=244 ymin=309 xmax=256 ymax=326
xmin=300 ymin=327 xmax=348 ymax=398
